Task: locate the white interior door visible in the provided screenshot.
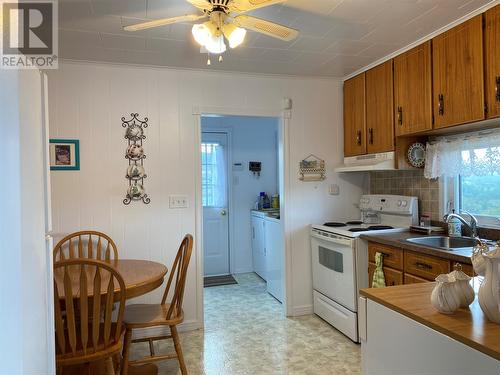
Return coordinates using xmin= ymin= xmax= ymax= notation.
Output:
xmin=202 ymin=132 xmax=230 ymax=277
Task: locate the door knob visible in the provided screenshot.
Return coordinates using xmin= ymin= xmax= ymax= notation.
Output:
xmin=221 ymin=209 xmax=227 ymax=216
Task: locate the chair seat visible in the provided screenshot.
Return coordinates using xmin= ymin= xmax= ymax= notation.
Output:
xmin=124 ymin=303 xmax=184 ymax=328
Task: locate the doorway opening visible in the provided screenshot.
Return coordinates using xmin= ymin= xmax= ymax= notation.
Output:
xmin=200 ymin=114 xmax=285 ymax=316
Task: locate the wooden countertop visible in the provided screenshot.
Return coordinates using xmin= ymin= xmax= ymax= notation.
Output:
xmin=360 ymin=282 xmax=500 ymax=361
xmin=360 ymin=231 xmax=475 ymax=264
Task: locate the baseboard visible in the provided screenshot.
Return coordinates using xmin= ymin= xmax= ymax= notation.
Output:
xmin=231 ymin=267 xmax=253 ymax=274
xmin=131 ymin=319 xmax=202 ymax=340
xmin=292 ymin=304 xmax=313 ymax=316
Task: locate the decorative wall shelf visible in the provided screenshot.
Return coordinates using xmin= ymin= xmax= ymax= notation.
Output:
xmin=299 ymin=154 xmax=326 ymax=181
xmin=122 ymin=113 xmax=150 ymax=205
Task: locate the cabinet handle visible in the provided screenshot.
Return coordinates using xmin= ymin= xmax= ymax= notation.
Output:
xmin=368 ymin=128 xmax=374 ymax=145
xmin=252 ymin=227 xmax=255 ymax=239
xmin=356 ymin=130 xmax=362 ymax=145
xmin=496 ymin=76 xmax=500 ymax=102
xmin=415 ymin=262 xmax=432 ymax=270
xmin=397 ymin=106 xmax=403 ymax=126
xmin=438 ymin=94 xmax=444 ymax=116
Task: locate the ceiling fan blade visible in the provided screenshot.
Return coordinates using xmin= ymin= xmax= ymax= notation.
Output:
xmin=229 ymin=0 xmax=286 ymax=13
xmin=187 ymin=0 xmax=213 ymax=11
xmin=124 ymin=14 xmax=207 ymax=31
xmin=233 ymin=15 xmax=298 ymax=41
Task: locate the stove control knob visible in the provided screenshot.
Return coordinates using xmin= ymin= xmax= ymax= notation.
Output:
xmin=402 ymin=200 xmax=408 ymax=207
xmin=397 ymin=200 xmax=402 ymax=207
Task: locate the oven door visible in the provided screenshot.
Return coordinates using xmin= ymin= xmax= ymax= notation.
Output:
xmin=311 ymin=232 xmax=357 ymax=312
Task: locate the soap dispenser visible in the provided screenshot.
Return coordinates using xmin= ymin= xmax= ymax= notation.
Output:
xmin=447 ymin=209 xmax=462 ymax=237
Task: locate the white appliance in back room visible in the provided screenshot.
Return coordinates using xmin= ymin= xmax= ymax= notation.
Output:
xmin=310 ymin=195 xmax=419 ymax=342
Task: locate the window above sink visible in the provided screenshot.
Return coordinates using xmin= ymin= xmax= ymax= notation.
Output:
xmin=428 ymin=129 xmax=500 ymax=229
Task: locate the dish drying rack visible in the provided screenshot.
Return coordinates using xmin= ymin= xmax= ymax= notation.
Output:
xmin=299 ymin=154 xmax=326 ymax=181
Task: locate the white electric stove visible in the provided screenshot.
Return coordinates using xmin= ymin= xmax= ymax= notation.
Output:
xmin=310 ymin=195 xmax=418 ymax=342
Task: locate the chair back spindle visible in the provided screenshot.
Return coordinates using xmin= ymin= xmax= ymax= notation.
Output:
xmin=161 ymin=234 xmax=193 ymax=320
xmin=53 ymin=231 xmax=118 ymax=262
xmin=53 ymin=259 xmax=126 ymax=360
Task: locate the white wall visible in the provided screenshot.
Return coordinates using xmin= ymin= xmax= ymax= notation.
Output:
xmin=48 ymin=61 xmax=366 ymax=324
xmin=1 ymin=70 xmax=53 ymax=374
xmin=202 ymin=115 xmax=279 ymax=274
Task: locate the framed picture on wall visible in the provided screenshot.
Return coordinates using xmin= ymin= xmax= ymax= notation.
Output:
xmin=49 ymin=139 xmax=80 ymax=170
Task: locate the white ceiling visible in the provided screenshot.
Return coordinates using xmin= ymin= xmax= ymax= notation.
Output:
xmin=59 ymin=0 xmax=497 ymax=77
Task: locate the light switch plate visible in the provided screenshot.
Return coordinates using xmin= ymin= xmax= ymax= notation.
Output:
xmin=329 ymin=184 xmax=340 ymax=195
xmin=169 ymin=195 xmax=188 ymax=208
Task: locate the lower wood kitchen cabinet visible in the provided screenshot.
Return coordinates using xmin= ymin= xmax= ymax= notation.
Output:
xmin=367 ymin=241 xmax=468 ymax=286
xmin=404 ymin=273 xmax=429 ymax=284
xmin=368 ymin=263 xmax=403 ymax=287
xmin=404 ymin=251 xmax=450 ymax=280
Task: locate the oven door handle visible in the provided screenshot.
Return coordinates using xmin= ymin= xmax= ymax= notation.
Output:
xmin=311 ymin=232 xmax=353 ymax=246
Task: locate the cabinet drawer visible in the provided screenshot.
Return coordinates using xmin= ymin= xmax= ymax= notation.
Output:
xmin=404 ymin=251 xmax=450 ymax=280
xmin=368 ymin=242 xmax=404 ymax=271
xmin=368 ymin=262 xmax=404 ymax=287
xmin=450 ymin=261 xmax=474 ymax=277
xmin=404 ymin=273 xmax=430 ymax=284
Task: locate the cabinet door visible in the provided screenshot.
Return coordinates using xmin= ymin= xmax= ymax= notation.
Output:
xmin=394 ymin=42 xmax=433 ymax=136
xmin=344 ymin=73 xmax=366 ymax=156
xmin=432 ymin=15 xmax=484 ymax=128
xmin=404 ymin=273 xmax=429 ymax=284
xmin=368 ymin=263 xmax=403 ymax=287
xmin=366 ymin=60 xmax=394 ymax=153
xmin=485 ymin=5 xmax=500 ymax=119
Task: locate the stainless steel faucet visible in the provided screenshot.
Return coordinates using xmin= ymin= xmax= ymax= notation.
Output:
xmin=443 ymin=211 xmax=479 ymax=238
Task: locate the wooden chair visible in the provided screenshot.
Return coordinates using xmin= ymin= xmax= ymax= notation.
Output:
xmin=54 ymin=231 xmax=119 ymax=262
xmin=121 ymin=234 xmax=194 ymax=375
xmin=53 ymin=259 xmax=127 ymax=375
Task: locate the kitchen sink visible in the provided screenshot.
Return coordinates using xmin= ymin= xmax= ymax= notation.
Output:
xmin=405 ymin=236 xmax=478 ymax=251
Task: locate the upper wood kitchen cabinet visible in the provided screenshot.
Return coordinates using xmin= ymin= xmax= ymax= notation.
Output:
xmin=366 ymin=60 xmax=394 ymax=153
xmin=432 ymin=15 xmax=485 ymax=129
xmin=485 ymin=5 xmax=500 ymax=119
xmin=394 ymin=41 xmax=433 ymax=136
xmin=344 ymin=73 xmax=366 ymax=156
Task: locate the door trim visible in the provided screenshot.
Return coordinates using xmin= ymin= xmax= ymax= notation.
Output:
xmin=201 ymin=130 xmax=232 ymax=276
xmin=193 ymin=105 xmax=293 ymax=328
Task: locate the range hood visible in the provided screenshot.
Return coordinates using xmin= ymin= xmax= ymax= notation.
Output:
xmin=335 ymin=152 xmax=395 ymax=172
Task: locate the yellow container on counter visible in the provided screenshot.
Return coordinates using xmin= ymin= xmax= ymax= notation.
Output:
xmin=271 ymin=195 xmax=280 ymax=209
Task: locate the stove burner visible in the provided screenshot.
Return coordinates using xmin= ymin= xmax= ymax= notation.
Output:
xmin=346 ymin=220 xmax=363 ymax=225
xmin=368 ymin=225 xmax=394 ymax=230
xmin=348 ymin=228 xmax=367 ymax=232
xmin=323 ymin=222 xmax=347 ymax=227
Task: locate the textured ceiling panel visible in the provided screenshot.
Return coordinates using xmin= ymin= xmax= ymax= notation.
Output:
xmin=59 ymin=0 xmax=497 ymax=77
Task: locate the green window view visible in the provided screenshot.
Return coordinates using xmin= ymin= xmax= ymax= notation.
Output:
xmin=459 ymin=147 xmax=500 ymax=217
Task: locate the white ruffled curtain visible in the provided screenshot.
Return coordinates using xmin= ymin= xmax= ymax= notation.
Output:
xmin=424 ymin=130 xmax=500 ymax=179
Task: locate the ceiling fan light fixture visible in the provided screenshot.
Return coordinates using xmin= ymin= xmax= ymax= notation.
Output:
xmin=205 ymin=34 xmax=227 ymax=54
xmin=192 ymin=23 xmax=211 ymax=46
xmin=223 ymin=24 xmax=247 ymax=48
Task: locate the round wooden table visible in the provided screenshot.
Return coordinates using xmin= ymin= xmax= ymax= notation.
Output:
xmin=55 ymin=259 xmax=168 ymax=301
xmin=57 ymin=259 xmax=167 ymax=375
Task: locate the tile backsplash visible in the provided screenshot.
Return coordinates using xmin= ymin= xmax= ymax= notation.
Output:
xmin=370 ymin=170 xmax=440 ymax=221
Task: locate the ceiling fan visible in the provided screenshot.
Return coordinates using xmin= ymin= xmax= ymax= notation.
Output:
xmin=124 ymin=0 xmax=299 ymax=62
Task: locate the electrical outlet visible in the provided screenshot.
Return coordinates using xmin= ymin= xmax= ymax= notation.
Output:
xmin=169 ymin=195 xmax=188 ymax=208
